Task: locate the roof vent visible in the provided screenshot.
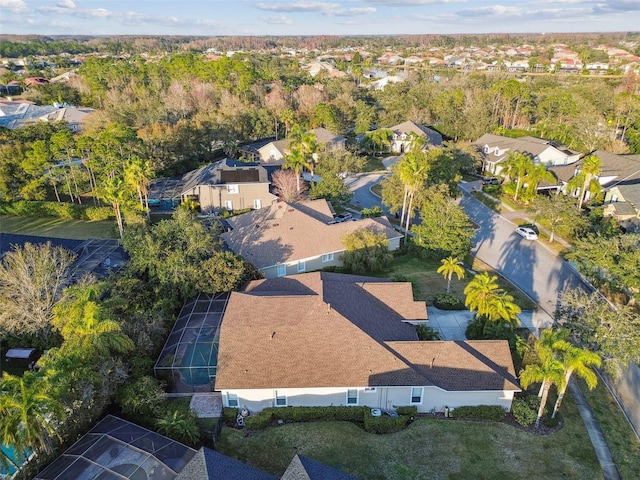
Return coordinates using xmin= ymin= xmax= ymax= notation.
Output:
xmin=431 ymin=358 xmax=436 ymax=368
xmin=271 ymin=331 xmax=276 ymax=340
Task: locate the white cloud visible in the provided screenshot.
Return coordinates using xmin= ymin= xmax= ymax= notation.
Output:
xmin=57 ymin=0 xmax=76 ymax=9
xmin=254 ymin=1 xmax=374 ymax=16
xmin=254 ymin=2 xmax=340 ymax=13
xmin=260 ymin=15 xmax=293 ymax=24
xmin=331 ymin=7 xmax=376 ymax=16
xmin=364 ymin=0 xmax=462 ymax=5
xmin=0 ymin=0 xmax=28 ymax=14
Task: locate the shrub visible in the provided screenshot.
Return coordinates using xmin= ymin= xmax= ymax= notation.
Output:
xmin=363 ymin=413 xmax=408 ymax=433
xmin=395 ymin=406 xmax=418 ymax=416
xmin=361 ymin=205 xmax=383 ymax=218
xmin=244 ymin=410 xmax=274 ymax=430
xmin=511 ymin=397 xmax=538 ymax=426
xmin=450 ymin=405 xmax=506 ymax=421
xmin=543 ymin=416 xmax=560 ymax=428
xmin=265 ymin=406 xmax=367 ymax=423
xmin=415 ymin=324 xmax=441 ymax=341
xmin=222 ymin=407 xmax=239 ymax=427
xmin=85 ymin=206 xmax=114 ymax=221
xmin=433 ymin=293 xmax=465 ymax=310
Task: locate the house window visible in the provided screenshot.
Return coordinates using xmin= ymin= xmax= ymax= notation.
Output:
xmin=611 ymin=195 xmax=618 ymax=203
xmin=277 ymin=264 xmax=286 ymax=277
xmin=483 ymin=145 xmax=489 ymax=154
xmin=411 ymin=387 xmax=423 ymax=404
xmin=225 ymin=200 xmax=233 ymax=210
xmin=253 ymin=199 xmax=262 ymax=209
xmin=347 ymin=389 xmax=358 ymax=405
xmin=275 ymin=392 xmax=287 ymax=407
xmin=297 ymin=260 xmax=306 ymax=272
xmin=321 ymin=253 xmax=334 ymax=263
xmin=227 ymin=393 xmax=238 ymax=408
xmin=227 ymin=184 xmax=239 ymax=194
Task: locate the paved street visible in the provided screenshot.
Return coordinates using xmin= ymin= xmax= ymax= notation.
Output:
xmin=348 ymin=173 xmax=640 ymax=442
xmin=458 ymin=181 xmax=589 ymax=319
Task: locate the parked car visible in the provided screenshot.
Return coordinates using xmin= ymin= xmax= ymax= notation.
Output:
xmin=333 ymin=212 xmax=353 ymax=223
xmin=482 ymin=176 xmax=500 ymax=185
xmin=515 ymin=226 xmax=538 ymax=240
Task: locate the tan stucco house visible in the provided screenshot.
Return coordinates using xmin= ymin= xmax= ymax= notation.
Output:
xmin=215 ymin=272 xmax=520 ymax=414
xmin=221 ymin=199 xmax=401 ymax=278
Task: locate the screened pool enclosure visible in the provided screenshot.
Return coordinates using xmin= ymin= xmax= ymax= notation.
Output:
xmin=34 ymin=416 xmax=196 ymax=480
xmin=154 ymin=292 xmax=230 ymax=393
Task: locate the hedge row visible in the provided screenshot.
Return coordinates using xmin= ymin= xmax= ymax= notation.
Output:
xmin=451 ymin=405 xmax=506 ymax=421
xmin=0 ymin=200 xmax=114 ymax=221
xmin=363 ymin=413 xmax=409 ymax=433
xmin=225 ymin=405 xmax=412 ymax=433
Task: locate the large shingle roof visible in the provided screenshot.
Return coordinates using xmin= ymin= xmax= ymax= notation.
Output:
xmin=389 ymin=121 xmax=443 ymax=146
xmin=474 ymin=133 xmax=578 ymax=164
xmin=216 ymin=272 xmax=519 ymax=393
xmin=222 ymin=200 xmax=401 ymax=270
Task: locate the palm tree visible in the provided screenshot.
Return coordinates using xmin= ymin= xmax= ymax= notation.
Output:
xmin=568 ymin=155 xmax=602 ymax=210
xmin=550 ymin=335 xmax=601 ymax=418
xmin=283 ymin=144 xmax=311 ymax=194
xmin=155 ymin=409 xmax=200 ymax=446
xmin=96 ymin=176 xmax=132 ymax=238
xmin=124 ymin=156 xmax=153 ymax=219
xmin=464 ymin=272 xmax=503 ymax=317
xmin=53 ymin=283 xmax=134 ymax=356
xmin=523 ymin=163 xmax=555 ymax=200
xmin=0 ymin=371 xmax=65 ymax=466
xmin=365 ymin=128 xmax=392 ymax=155
xmin=501 ymin=151 xmax=533 ymax=202
xmin=437 ymin=257 xmax=465 ymax=294
xmin=519 ymin=341 xmax=567 ymax=428
xmin=396 ymin=139 xmax=430 ymax=237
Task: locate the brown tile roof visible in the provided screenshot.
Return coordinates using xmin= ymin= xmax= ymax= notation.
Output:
xmin=215 ymin=272 xmax=520 ymax=393
xmin=222 ymin=200 xmax=401 ymax=270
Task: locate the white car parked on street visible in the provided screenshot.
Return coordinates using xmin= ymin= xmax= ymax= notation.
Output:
xmin=515 ymin=226 xmax=538 ymax=240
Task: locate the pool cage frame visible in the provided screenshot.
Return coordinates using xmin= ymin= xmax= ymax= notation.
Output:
xmin=154 ymin=292 xmax=230 ymax=393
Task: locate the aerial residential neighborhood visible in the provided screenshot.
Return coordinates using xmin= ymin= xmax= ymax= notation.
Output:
xmin=1 ymin=27 xmax=640 ymax=480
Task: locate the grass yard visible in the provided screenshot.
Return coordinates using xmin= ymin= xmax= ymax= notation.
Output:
xmin=217 ymin=393 xmax=600 ymax=479
xmin=362 ymin=156 xmax=386 ymax=172
xmin=578 ymin=378 xmax=640 ymax=479
xmin=376 ymin=252 xmax=537 ymax=311
xmin=0 ymin=215 xmax=117 ymax=239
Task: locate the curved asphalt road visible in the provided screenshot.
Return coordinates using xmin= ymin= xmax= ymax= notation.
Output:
xmin=348 ymin=174 xmax=637 ymax=476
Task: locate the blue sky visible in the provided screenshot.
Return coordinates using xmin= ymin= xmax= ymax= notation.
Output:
xmin=2 ymin=0 xmax=640 ymax=37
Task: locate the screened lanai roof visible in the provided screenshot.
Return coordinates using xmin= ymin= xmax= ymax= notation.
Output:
xmin=34 ymin=416 xmax=196 ymax=480
xmin=154 ymin=292 xmax=231 ymax=393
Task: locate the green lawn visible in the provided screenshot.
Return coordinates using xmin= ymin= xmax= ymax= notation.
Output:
xmin=218 ymin=393 xmax=600 ymax=479
xmin=376 ymin=252 xmax=537 ymax=310
xmin=0 ymin=215 xmax=118 ymax=239
xmin=579 ymin=378 xmax=640 ymax=480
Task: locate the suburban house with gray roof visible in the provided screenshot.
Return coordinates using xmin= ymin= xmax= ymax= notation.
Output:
xmin=475 ymin=133 xmax=581 ymax=176
xmin=221 ymin=199 xmax=402 ymax=278
xmin=149 ymin=158 xmax=277 ymax=213
xmin=215 ymin=272 xmax=520 ymax=414
xmin=388 ymin=121 xmax=443 ymax=153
